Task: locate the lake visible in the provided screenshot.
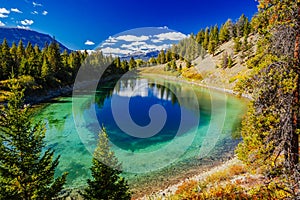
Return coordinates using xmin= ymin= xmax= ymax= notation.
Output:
xmin=33 ymin=76 xmax=248 ymax=192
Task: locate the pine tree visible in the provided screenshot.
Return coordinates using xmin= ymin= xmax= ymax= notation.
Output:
xmin=208 ymin=39 xmax=217 ymax=56
xmin=129 ymin=57 xmax=136 ymax=70
xmin=17 ymin=40 xmax=25 ymax=60
xmin=41 ymin=57 xmax=51 ymax=79
xmin=219 ymin=23 xmax=230 ymax=44
xmin=226 ymin=19 xmax=236 ymax=38
xmin=202 ymin=27 xmax=210 ymax=50
xmin=236 ymin=1 xmax=300 ymax=197
xmin=211 ymin=25 xmax=219 ymax=45
xmin=47 ymin=42 xmax=62 ymax=74
xmin=237 ymin=0 xmax=299 ymax=167
xmin=165 ymin=49 xmax=172 ymax=63
xmin=158 ymin=50 xmax=166 ymax=64
xmin=236 ymin=14 xmax=247 ymax=37
xmin=0 ymin=39 xmax=14 ymax=79
xmin=82 ymin=127 xmax=131 ymax=200
xmin=196 ymin=29 xmax=205 ymax=44
xmin=148 ymin=57 xmax=157 ymax=66
xmin=233 ymin=37 xmax=241 ymax=54
xmin=0 ymin=79 xmax=67 ymax=199
xmin=121 ymin=60 xmax=129 ymax=72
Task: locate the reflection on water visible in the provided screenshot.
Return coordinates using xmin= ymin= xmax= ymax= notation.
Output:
xmin=94 ymin=78 xmax=199 ymax=153
xmin=33 ymin=76 xmax=248 ymax=188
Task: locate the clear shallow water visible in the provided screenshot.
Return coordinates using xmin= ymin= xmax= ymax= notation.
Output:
xmin=33 ymin=77 xmax=248 ymax=188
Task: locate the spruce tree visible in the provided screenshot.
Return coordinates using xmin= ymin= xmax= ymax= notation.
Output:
xmin=0 ymin=39 xmax=13 ymax=79
xmin=129 ymin=57 xmax=136 ymax=70
xmin=208 ymin=39 xmax=217 ymax=56
xmin=83 ymin=127 xmax=131 ymax=200
xmin=202 ymin=27 xmax=210 ymax=50
xmin=0 ymin=79 xmax=67 ymax=199
xmin=219 ymin=23 xmax=229 ymax=43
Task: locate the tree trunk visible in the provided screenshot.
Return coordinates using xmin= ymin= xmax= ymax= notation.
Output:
xmin=291 ymin=2 xmax=300 ymax=168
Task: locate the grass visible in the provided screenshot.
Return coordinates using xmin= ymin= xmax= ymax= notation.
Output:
xmin=138 ymin=65 xmax=181 ymax=77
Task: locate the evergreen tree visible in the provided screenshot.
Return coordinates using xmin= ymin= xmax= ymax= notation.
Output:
xmin=226 ymin=19 xmax=236 ymax=38
xmin=170 ymin=59 xmax=177 ymax=71
xmin=208 ymin=39 xmax=217 ymax=56
xmin=219 ymin=23 xmax=230 ymax=43
xmin=202 ymin=27 xmax=210 ymax=50
xmin=17 ymin=40 xmax=25 ymax=60
xmin=47 ymin=42 xmax=62 ymax=74
xmin=157 ymin=50 xmax=166 ymax=64
xmin=61 ymin=49 xmax=69 ymax=68
xmin=82 ymin=127 xmax=131 ymax=200
xmin=165 ymin=49 xmax=172 ymax=63
xmin=148 ymin=57 xmax=157 ymax=66
xmin=121 ymin=60 xmax=129 ymax=72
xmin=41 ymin=57 xmax=51 ymax=79
xmin=129 ymin=57 xmax=136 ymax=70
xmin=236 ymin=0 xmax=300 ymax=197
xmin=0 ymin=39 xmax=14 ymax=79
xmin=236 ymin=14 xmax=247 ymax=37
xmin=233 ymin=37 xmax=242 ymax=54
xmin=243 ymin=17 xmax=251 ymax=37
xmin=0 ymin=79 xmax=67 ymax=199
xmin=10 ymin=42 xmax=18 ymax=76
xmin=211 ymin=25 xmax=219 ymax=45
xmin=196 ymin=29 xmax=205 ymax=44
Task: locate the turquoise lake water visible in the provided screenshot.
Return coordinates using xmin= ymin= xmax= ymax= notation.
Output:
xmin=33 ymin=76 xmax=248 ymax=188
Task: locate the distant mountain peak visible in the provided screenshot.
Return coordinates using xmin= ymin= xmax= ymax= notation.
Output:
xmin=97 ymin=27 xmax=187 ymax=59
xmin=0 ymin=27 xmax=71 ymax=52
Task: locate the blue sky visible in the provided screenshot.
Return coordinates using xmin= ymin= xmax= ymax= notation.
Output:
xmin=0 ymin=0 xmax=258 ymax=50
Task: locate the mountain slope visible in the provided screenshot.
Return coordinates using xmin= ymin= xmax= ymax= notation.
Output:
xmin=0 ymin=27 xmax=71 ymax=52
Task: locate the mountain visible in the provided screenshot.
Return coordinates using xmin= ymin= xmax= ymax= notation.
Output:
xmin=0 ymin=27 xmax=71 ymax=52
xmin=97 ymin=27 xmax=187 ymax=60
xmin=121 ymin=50 xmax=161 ymax=61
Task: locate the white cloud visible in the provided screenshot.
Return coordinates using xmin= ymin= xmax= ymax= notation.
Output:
xmin=121 ymin=41 xmax=147 ymax=49
xmin=11 ymin=8 xmax=22 ymax=13
xmin=33 ymin=2 xmax=42 ymax=7
xmin=17 ymin=25 xmax=30 ymax=30
xmin=158 ymin=26 xmax=169 ymax=30
xmin=154 ymin=32 xmax=187 ymax=41
xmin=142 ymin=43 xmax=171 ymax=51
xmin=0 ymin=8 xmax=10 ymax=18
xmin=107 ymin=36 xmax=118 ymax=43
xmin=151 ymin=39 xmax=162 ymax=43
xmin=21 ymin=19 xmax=34 ymax=25
xmin=101 ymin=47 xmax=132 ymax=56
xmin=0 ymin=21 xmax=5 ymax=26
xmin=115 ymin=35 xmax=149 ymax=42
xmin=85 ymin=40 xmax=95 ymax=46
xmin=31 ymin=11 xmax=38 ymax=15
xmin=0 ymin=14 xmax=8 ymax=18
xmin=0 ymin=8 xmax=10 ymax=14
xmin=42 ymin=11 xmax=48 ymax=15
xmin=100 ymin=42 xmax=115 ymax=47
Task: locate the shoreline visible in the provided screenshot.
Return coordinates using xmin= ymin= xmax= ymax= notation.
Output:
xmin=139 ymin=72 xmax=252 ymax=100
xmin=25 ymin=75 xmax=123 ymax=106
xmin=25 ymin=71 xmax=251 ymax=106
xmin=139 ymin=157 xmax=241 ymax=199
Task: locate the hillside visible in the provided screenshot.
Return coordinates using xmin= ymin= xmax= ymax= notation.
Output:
xmin=192 ymin=34 xmax=258 ymax=90
xmin=139 ymin=34 xmax=258 ymax=94
xmin=0 ymin=27 xmax=71 ymax=52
